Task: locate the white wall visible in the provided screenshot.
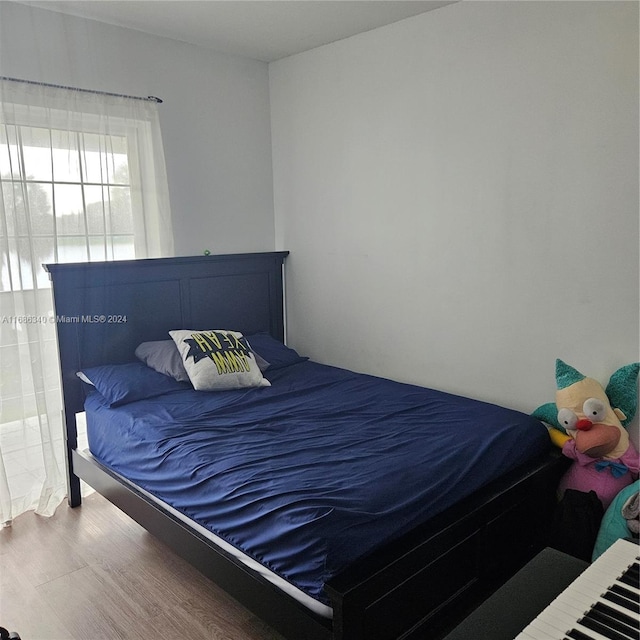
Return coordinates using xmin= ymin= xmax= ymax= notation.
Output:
xmin=270 ymin=1 xmax=640 ymax=440
xmin=2 ymin=1 xmax=638 ymax=441
xmin=0 ymin=1 xmax=275 ymax=256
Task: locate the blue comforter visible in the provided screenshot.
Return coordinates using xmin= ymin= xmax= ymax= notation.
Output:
xmin=85 ymin=360 xmax=549 ymax=604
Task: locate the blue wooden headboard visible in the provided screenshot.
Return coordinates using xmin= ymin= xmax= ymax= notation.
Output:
xmin=45 ymin=251 xmax=288 ymax=437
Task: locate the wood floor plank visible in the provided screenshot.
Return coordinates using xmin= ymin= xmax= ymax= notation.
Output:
xmin=36 ymin=565 xmax=156 ymax=640
xmin=1 ymin=506 xmax=88 ymax=587
xmin=0 ymin=550 xmax=75 ymax=640
xmin=145 ymin=597 xmax=284 ymax=640
xmin=0 ymin=493 xmax=287 ymax=640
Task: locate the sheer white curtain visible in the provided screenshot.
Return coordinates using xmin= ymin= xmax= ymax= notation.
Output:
xmin=0 ymin=78 xmax=174 ymax=525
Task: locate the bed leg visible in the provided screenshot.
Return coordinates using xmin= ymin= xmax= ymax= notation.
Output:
xmin=67 ymin=471 xmax=81 ymax=507
xmin=65 ymin=445 xmax=81 ymax=507
xmin=64 ymin=411 xmax=82 ymax=507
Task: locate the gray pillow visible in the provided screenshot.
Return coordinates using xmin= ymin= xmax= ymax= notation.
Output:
xmin=135 ymin=340 xmax=190 ymax=382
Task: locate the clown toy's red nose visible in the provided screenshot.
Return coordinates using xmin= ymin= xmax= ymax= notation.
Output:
xmin=575 ymin=418 xmax=593 ymax=431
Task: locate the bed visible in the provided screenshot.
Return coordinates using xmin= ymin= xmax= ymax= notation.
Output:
xmin=45 ymin=251 xmax=568 ymax=640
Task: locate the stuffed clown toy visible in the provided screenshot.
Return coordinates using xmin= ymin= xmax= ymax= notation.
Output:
xmin=533 ymin=360 xmax=640 ymax=511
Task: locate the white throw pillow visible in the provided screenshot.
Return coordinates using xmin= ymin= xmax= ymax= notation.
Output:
xmin=169 ymin=329 xmax=271 ymax=391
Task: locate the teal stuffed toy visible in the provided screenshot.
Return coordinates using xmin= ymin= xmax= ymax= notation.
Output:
xmin=532 ymin=360 xmax=640 ymax=510
xmin=592 ymin=480 xmax=639 ymax=561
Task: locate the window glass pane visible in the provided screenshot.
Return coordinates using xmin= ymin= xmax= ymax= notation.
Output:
xmin=111 ymin=235 xmax=135 ymax=260
xmin=51 ymin=129 xmax=81 ymax=183
xmin=80 ymin=133 xmax=107 ymax=184
xmin=21 ymin=127 xmax=53 ymax=182
xmin=32 ymin=237 xmax=55 ymax=288
xmin=0 ymin=126 xmax=21 ymax=179
xmin=81 ymin=133 xmax=129 ymax=185
xmin=28 ymin=182 xmax=54 ymax=236
xmin=54 ymin=184 xmax=85 ymax=234
xmin=2 ymin=181 xmax=53 ymax=237
xmin=89 ymin=235 xmax=134 ymax=261
xmin=1 ymin=181 xmax=20 ymax=236
xmin=0 ymin=241 xmax=16 ymax=292
xmin=107 ymin=187 xmax=133 ymax=233
xmin=104 ymin=134 xmax=129 ymax=185
xmin=109 ymin=147 xmax=130 ymax=185
xmin=84 ymin=185 xmax=105 ymax=233
xmin=0 ymin=238 xmax=53 ymax=291
xmin=57 ymin=236 xmax=89 ymax=263
xmin=11 ymin=238 xmax=38 ymax=289
xmin=0 ymin=143 xmax=11 ymax=179
xmin=13 ymin=239 xmax=29 ymax=289
xmin=88 ymin=236 xmax=106 ymax=261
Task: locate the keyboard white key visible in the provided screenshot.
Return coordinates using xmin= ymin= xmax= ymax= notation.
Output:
xmin=514 ymin=538 xmax=640 ymax=640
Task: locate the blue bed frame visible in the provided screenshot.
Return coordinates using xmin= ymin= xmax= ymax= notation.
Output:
xmin=45 ymin=251 xmax=568 ymax=640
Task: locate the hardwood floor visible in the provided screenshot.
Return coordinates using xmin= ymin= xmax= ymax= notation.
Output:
xmin=0 ymin=492 xmax=286 ymax=640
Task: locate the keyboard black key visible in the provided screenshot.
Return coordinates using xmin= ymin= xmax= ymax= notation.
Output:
xmin=586 ymin=605 xmax=638 ymax=639
xmin=578 ymin=614 xmax=634 ymax=640
xmin=567 ymin=628 xmax=598 ymax=640
xmin=610 ymin=583 xmax=640 ymax=604
xmin=593 ymin=601 xmax=640 ymax=631
xmin=604 ymin=591 xmax=640 ymax=615
xmin=619 ymin=564 xmax=640 ymax=589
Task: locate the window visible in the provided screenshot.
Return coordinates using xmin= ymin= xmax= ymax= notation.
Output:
xmin=1 ymin=121 xmax=146 ymax=290
xmin=0 ymin=78 xmax=173 ymax=521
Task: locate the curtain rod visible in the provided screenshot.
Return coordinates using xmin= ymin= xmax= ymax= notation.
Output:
xmin=0 ymin=76 xmax=163 ymax=104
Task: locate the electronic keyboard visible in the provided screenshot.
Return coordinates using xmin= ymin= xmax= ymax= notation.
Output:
xmin=514 ymin=538 xmax=639 ymax=640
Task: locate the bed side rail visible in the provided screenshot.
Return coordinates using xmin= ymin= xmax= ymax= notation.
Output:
xmin=325 ymin=451 xmax=569 ymax=640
